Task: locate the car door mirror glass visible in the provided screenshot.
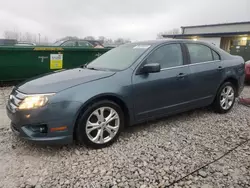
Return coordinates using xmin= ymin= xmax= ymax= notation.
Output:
xmin=141 ymin=63 xmax=161 ymax=74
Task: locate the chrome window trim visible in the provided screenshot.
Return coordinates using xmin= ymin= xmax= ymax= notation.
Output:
xmin=161 ymin=64 xmax=189 ymax=71
xmin=160 ymin=60 xmax=220 ymax=71
xmin=189 ymin=60 xmax=221 ymax=66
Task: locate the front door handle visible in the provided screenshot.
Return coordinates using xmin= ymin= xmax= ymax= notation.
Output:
xmin=177 ymin=73 xmax=186 ymax=79
xmin=217 ymin=66 xmax=223 ymax=70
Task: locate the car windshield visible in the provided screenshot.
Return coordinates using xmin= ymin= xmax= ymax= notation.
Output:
xmin=86 ymin=44 xmax=150 ymax=71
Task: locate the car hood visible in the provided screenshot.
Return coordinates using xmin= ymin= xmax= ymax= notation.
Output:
xmin=17 ymin=68 xmax=115 ymax=94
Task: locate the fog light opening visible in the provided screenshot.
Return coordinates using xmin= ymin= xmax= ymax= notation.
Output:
xmin=39 ymin=126 xmax=47 ymax=133
xmin=29 ymin=124 xmax=48 ymax=133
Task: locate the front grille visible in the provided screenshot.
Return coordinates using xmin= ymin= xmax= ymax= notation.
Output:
xmin=14 ymin=90 xmax=26 ymax=100
xmin=11 ymin=95 xmax=22 ymax=106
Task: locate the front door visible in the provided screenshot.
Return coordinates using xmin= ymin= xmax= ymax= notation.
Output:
xmin=132 ymin=43 xmax=191 ymax=121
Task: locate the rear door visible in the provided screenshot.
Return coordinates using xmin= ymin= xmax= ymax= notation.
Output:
xmin=185 ymin=43 xmax=223 ymax=106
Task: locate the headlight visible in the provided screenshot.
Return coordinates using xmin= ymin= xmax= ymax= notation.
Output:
xmin=18 ymin=94 xmax=55 ymax=110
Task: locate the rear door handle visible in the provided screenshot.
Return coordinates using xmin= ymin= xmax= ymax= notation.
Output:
xmin=217 ymin=66 xmax=223 ymax=70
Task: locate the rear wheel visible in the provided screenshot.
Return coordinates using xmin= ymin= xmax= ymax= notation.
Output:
xmin=213 ymin=82 xmax=236 ymax=113
xmin=76 ymin=100 xmax=124 ymax=148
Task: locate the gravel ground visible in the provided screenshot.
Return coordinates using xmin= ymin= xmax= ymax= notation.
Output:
xmin=0 ymin=86 xmax=249 ymax=188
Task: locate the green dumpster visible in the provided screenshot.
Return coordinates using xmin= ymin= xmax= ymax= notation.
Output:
xmin=0 ymin=46 xmax=111 ymax=81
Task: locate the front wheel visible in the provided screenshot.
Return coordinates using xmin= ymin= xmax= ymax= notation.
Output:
xmin=76 ymin=100 xmax=124 ymax=149
xmin=213 ymin=82 xmax=236 ymax=114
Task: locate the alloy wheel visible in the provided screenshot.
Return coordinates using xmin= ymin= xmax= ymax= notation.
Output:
xmin=220 ymin=85 xmax=235 ymax=110
xmin=85 ymin=107 xmax=120 ymax=144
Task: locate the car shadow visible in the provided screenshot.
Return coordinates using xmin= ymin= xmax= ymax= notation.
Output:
xmin=122 ymin=107 xmax=210 ymax=137
xmin=9 ymin=106 xmax=218 ymax=156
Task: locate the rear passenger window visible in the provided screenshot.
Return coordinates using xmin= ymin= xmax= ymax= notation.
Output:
xmin=146 ymin=44 xmax=183 ymax=69
xmin=212 ymin=50 xmax=220 ymax=60
xmin=186 ymin=44 xmax=213 ymax=64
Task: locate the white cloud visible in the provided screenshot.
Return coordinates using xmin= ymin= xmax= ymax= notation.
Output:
xmin=0 ymin=0 xmax=249 ymax=42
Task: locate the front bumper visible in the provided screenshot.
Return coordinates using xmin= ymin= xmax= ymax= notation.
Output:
xmin=6 ymin=100 xmax=82 ymax=145
xmin=9 ymin=119 xmax=73 ymax=145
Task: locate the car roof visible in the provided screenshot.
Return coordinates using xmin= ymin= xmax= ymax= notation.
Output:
xmin=129 ymin=39 xmax=211 ymax=46
xmin=126 ymin=39 xmax=228 ymax=53
xmin=130 ymin=39 xmax=176 ymax=45
xmin=123 ymin=39 xmax=232 ymax=59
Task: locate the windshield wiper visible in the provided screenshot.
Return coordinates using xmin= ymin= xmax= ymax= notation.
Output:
xmin=82 ymin=65 xmax=114 ymax=71
xmin=86 ymin=67 xmax=99 ymax=70
xmin=80 ymin=62 xmax=99 ymax=70
xmin=80 ymin=62 xmax=89 ymax=68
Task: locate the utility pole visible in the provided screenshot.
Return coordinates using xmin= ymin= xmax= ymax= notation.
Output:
xmin=38 ymin=33 xmax=41 ymax=44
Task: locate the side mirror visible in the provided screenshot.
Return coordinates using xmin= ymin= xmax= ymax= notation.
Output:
xmin=141 ymin=63 xmax=161 ymax=74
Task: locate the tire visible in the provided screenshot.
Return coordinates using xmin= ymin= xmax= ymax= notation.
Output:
xmin=213 ymin=82 xmax=236 ymax=114
xmin=76 ymin=100 xmax=124 ymax=149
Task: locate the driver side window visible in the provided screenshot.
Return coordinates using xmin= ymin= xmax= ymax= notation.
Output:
xmin=146 ymin=44 xmax=183 ymax=69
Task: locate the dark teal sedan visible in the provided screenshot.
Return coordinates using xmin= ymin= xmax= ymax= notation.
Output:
xmin=6 ymin=39 xmax=245 ymax=148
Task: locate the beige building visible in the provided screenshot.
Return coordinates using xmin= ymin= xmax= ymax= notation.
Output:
xmin=163 ymin=21 xmax=250 ymax=61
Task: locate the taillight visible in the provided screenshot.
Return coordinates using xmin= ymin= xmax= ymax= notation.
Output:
xmin=245 ymin=64 xmax=250 ymax=74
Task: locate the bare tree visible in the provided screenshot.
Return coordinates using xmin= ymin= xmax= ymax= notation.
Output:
xmin=114 ymin=38 xmax=124 ymax=44
xmin=114 ymin=38 xmax=131 ymax=45
xmin=170 ymin=28 xmax=181 ymax=35
xmin=3 ymin=30 xmax=48 ymax=44
xmin=44 ymin=36 xmax=48 ymax=43
xmin=23 ymin=32 xmax=33 ymax=42
xmin=157 ymin=28 xmax=181 ymax=39
xmin=84 ymin=36 xmax=95 ymax=40
xmin=98 ymin=36 xmax=106 ymax=44
xmin=57 ymin=36 xmax=78 ymax=41
xmin=104 ymin=38 xmax=113 ymax=44
xmin=98 ymin=36 xmax=105 ymax=40
xmin=3 ymin=31 xmax=10 ymax=39
xmin=32 ymin=34 xmax=37 ymax=43
xmin=3 ymin=30 xmax=19 ymax=40
xmin=156 ymin=32 xmax=164 ymax=39
xmin=124 ymin=39 xmax=131 ymax=43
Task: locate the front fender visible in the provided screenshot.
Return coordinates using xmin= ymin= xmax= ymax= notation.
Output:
xmin=51 ymin=73 xmax=134 ymax=127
